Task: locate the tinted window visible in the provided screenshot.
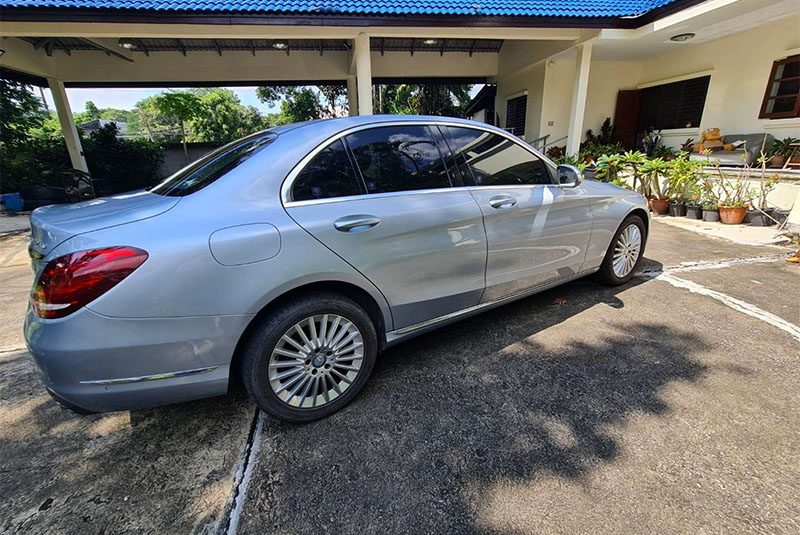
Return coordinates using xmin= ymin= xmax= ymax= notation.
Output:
xmin=346 ymin=126 xmax=451 ymax=194
xmin=151 ymin=133 xmax=276 ymax=196
xmin=443 ymin=127 xmax=553 ymax=186
xmin=292 ymin=140 xmax=363 ymax=201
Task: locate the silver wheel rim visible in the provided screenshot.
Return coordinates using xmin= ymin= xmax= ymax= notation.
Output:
xmin=268 ymin=314 xmax=364 ymax=409
xmin=612 ymin=224 xmax=642 ymax=278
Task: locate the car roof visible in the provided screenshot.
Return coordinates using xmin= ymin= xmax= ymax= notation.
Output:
xmin=278 ymin=115 xmax=506 ymax=139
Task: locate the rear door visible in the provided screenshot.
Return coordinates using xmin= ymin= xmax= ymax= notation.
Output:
xmin=442 ymin=126 xmax=593 ymax=302
xmin=284 ymin=125 xmax=487 ymax=330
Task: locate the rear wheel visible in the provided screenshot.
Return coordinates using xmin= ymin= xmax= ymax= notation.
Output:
xmin=240 ymin=292 xmax=377 ymax=422
xmin=595 ymin=215 xmax=646 ymax=286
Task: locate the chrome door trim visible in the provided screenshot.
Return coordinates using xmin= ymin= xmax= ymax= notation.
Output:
xmin=79 ymin=365 xmax=219 ymax=385
xmin=281 ymin=119 xmax=556 ymax=207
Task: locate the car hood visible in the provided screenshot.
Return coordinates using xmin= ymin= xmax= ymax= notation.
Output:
xmin=30 ymin=190 xmax=179 ymax=258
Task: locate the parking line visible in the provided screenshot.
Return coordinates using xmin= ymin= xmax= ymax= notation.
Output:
xmin=653 ymin=272 xmax=800 ymax=343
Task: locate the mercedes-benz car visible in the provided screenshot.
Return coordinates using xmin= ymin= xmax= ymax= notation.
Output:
xmin=25 ymin=115 xmax=648 ymax=422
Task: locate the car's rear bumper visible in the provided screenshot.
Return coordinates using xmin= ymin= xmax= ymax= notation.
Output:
xmin=24 ymin=306 xmax=252 ymax=413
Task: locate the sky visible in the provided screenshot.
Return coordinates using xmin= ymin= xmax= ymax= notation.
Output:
xmin=39 ymin=87 xmax=280 ymax=114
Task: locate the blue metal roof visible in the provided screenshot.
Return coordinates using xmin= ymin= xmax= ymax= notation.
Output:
xmin=0 ymin=1 xmax=682 ymax=18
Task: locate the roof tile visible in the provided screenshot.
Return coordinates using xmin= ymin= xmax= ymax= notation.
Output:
xmin=0 ymin=0 xmax=681 ymax=18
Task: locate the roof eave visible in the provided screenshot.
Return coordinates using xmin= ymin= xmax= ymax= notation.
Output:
xmin=0 ymin=1 xmax=710 ymax=30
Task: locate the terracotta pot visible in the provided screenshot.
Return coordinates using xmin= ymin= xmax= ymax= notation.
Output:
xmin=770 ymin=155 xmax=786 ymax=168
xmin=649 ymin=198 xmax=670 ymax=215
xmin=718 ymin=205 xmax=748 ymax=225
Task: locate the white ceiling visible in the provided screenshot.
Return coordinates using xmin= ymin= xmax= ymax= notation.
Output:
xmin=592 ymin=0 xmax=800 ymax=60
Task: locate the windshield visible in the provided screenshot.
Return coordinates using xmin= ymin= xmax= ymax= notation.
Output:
xmin=150 ymin=132 xmax=277 ymax=196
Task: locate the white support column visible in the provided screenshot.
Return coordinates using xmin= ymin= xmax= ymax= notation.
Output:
xmin=566 ymin=43 xmax=593 ymax=156
xmin=346 ymin=75 xmax=358 ymax=116
xmin=47 ymin=78 xmax=89 ymax=174
xmin=353 ymin=33 xmax=373 ymax=116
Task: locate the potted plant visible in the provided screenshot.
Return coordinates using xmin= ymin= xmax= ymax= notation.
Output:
xmin=620 ymin=150 xmax=648 ymax=193
xmin=768 ymin=137 xmax=798 ymax=168
xmin=595 ymin=153 xmax=625 ymax=184
xmin=664 ymin=154 xmax=703 ymax=217
xmin=685 ymin=187 xmax=703 ymax=219
xmin=702 ymin=201 xmax=720 ymax=222
xmin=748 ymin=153 xmax=779 ymax=226
xmin=653 ymin=145 xmax=678 ymax=161
xmin=640 ymin=157 xmax=670 ymax=214
xmin=713 ymin=170 xmax=752 ymax=224
xmin=680 ymin=138 xmax=695 ymax=154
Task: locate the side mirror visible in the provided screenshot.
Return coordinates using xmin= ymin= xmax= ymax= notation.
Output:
xmin=557 ymin=164 xmax=583 ymax=188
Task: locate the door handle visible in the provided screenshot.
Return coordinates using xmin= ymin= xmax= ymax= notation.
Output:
xmin=488 ymin=195 xmax=517 ymax=209
xmin=334 ymin=214 xmax=381 ymax=233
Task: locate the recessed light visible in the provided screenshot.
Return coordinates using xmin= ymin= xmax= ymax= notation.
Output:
xmin=272 ymin=41 xmax=289 ymax=50
xmin=670 ymin=33 xmax=695 ymax=42
xmin=422 ymin=39 xmax=438 ymax=45
xmin=118 ymin=39 xmax=136 ymax=50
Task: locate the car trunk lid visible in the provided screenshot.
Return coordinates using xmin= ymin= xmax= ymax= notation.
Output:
xmin=29 ymin=190 xmax=179 ymax=263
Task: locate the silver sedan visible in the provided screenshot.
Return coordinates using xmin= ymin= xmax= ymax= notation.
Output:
xmin=25 ymin=115 xmax=648 ymax=421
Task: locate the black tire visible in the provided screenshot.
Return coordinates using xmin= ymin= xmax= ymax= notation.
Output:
xmin=240 ymin=292 xmax=378 ymax=422
xmin=595 ymin=214 xmax=647 ymax=286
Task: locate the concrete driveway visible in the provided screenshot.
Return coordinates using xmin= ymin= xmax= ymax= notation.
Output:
xmin=1 ymin=221 xmax=798 ymax=534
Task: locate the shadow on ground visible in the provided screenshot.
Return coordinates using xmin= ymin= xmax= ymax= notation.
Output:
xmin=238 ymin=262 xmax=712 ymax=533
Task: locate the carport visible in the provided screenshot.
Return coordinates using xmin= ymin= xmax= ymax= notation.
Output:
xmin=0 ymin=0 xmax=708 ymax=173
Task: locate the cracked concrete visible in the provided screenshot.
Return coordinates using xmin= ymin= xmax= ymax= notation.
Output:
xmin=1 ymin=220 xmax=798 ymax=534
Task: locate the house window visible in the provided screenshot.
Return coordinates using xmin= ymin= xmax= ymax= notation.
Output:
xmin=760 ymin=55 xmax=800 ymax=119
xmin=637 ymin=75 xmax=710 ymax=131
xmin=505 ymin=95 xmax=527 ymax=137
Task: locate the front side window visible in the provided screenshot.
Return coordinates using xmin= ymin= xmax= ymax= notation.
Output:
xmin=760 ymin=55 xmax=800 ymax=119
xmin=345 ymin=126 xmax=451 ymax=194
xmin=291 ymin=140 xmax=363 ymax=201
xmin=443 ymin=127 xmax=554 ymax=186
xmin=151 ymin=132 xmax=276 ymax=197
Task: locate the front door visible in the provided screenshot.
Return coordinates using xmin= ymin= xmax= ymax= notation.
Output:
xmin=441 ymin=126 xmax=593 ymax=302
xmin=284 ymin=125 xmax=487 ymax=330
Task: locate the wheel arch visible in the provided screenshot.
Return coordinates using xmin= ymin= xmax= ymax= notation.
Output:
xmin=229 ymin=280 xmax=389 ymax=387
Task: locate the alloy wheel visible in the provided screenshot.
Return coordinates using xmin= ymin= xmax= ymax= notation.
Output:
xmin=268 ymin=314 xmax=364 ymax=409
xmin=612 ymin=224 xmax=642 ymax=278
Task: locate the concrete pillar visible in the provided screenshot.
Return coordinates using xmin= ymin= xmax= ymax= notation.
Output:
xmin=47 ymin=78 xmax=89 ymax=174
xmin=353 ymin=33 xmax=373 ymax=115
xmin=346 ymin=76 xmax=358 ymax=116
xmin=566 ymin=43 xmax=592 ymax=156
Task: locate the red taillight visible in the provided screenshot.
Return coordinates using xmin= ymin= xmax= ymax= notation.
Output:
xmin=32 ymin=247 xmax=148 ymax=319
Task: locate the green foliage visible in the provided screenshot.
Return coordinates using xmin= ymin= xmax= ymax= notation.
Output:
xmin=594 ymin=154 xmax=624 ymax=183
xmin=83 ymin=124 xmax=165 ymax=195
xmin=640 ymin=157 xmax=671 ymax=200
xmin=0 ymin=77 xmax=48 ymax=149
xmin=664 ymin=154 xmax=704 ymax=202
xmin=770 ymin=136 xmax=799 ymax=158
xmin=256 ymin=85 xmax=343 ymax=125
xmin=189 ymin=88 xmax=265 ymax=143
xmin=584 ymin=117 xmax=614 ymax=146
xmin=652 ymin=145 xmax=678 ymax=159
xmin=375 ymin=84 xmax=472 ymax=117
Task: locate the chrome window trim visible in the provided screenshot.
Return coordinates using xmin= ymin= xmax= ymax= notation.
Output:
xmin=280 ymin=119 xmax=556 ymax=208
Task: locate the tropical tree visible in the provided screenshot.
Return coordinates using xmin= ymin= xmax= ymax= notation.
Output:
xmin=151 ymin=92 xmax=201 ymax=161
xmin=375 ymin=84 xmax=472 ymax=117
xmin=189 ymin=88 xmax=264 ymax=143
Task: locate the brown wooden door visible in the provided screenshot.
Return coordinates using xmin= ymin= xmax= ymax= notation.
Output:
xmin=613 ymin=90 xmax=642 ymax=149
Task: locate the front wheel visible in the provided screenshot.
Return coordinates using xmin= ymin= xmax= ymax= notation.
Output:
xmin=595 ymin=215 xmax=646 ymax=286
xmin=240 ymin=292 xmax=378 ymax=422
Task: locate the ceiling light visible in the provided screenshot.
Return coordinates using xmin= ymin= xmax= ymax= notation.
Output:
xmin=272 ymin=41 xmax=289 ymax=50
xmin=422 ymin=39 xmax=438 ymax=45
xmin=117 ymin=39 xmax=136 ymax=50
xmin=670 ymin=33 xmax=695 ymax=42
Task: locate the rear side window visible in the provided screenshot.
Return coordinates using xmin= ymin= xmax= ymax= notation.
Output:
xmin=291 ymin=140 xmax=363 ymax=201
xmin=443 ymin=127 xmax=553 ymax=186
xmin=150 ymin=132 xmax=276 ymax=196
xmin=345 ymin=125 xmax=451 ymax=194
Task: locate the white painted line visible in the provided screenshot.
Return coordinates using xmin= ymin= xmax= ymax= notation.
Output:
xmin=225 ymin=411 xmax=265 ymax=535
xmin=655 ymin=272 xmax=800 ymax=342
xmin=668 ymin=254 xmax=787 ymax=273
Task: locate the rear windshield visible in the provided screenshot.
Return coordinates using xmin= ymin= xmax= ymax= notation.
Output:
xmin=150 ymin=132 xmax=277 ymax=196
